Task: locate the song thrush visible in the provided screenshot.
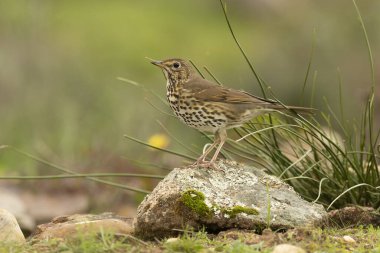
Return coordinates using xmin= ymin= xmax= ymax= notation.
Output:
xmin=151 ymin=58 xmax=313 ymax=168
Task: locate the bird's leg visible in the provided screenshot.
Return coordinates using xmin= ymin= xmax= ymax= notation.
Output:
xmin=192 ymin=135 xmax=220 ymax=166
xmin=199 ymin=129 xmax=227 ymax=168
xmin=199 ymin=142 xmax=218 ymax=162
xmin=209 ymin=129 xmax=227 ymax=164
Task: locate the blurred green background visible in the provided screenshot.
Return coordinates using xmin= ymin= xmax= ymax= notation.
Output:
xmin=0 ymin=1 xmax=379 ymax=192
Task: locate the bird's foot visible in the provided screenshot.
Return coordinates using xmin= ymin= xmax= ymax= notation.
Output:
xmin=191 ymin=157 xmax=206 ymax=167
xmin=191 ymin=160 xmax=219 ymax=169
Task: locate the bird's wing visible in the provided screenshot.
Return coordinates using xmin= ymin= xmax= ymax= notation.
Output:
xmin=183 ymin=78 xmax=276 ymax=105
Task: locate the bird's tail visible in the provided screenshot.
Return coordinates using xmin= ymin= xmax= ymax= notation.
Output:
xmin=270 ymin=105 xmax=317 ymax=114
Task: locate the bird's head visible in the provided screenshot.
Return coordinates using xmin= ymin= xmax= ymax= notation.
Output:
xmin=150 ymin=58 xmax=196 ymax=85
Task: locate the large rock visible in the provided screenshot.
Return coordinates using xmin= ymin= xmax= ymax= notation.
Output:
xmin=0 ymin=208 xmax=26 ymax=244
xmin=135 ymin=160 xmax=326 ymax=239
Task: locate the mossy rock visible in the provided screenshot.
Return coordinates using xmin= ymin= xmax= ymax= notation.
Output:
xmin=135 ymin=161 xmax=327 ymax=239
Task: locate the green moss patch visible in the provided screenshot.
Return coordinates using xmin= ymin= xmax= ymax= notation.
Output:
xmin=224 ymin=205 xmax=259 ymax=218
xmin=180 ymin=190 xmax=259 ymax=219
xmin=180 ymin=190 xmax=212 ymax=217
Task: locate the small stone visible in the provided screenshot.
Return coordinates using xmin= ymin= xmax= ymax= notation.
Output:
xmin=166 ymin=237 xmax=179 ymax=243
xmin=262 ymin=228 xmax=273 ymax=236
xmin=0 ymin=208 xmax=26 ymax=244
xmin=343 ymin=235 xmax=356 ymax=243
xmin=30 ymin=213 xmax=133 ymax=241
xmin=271 ymin=244 xmax=306 ymax=253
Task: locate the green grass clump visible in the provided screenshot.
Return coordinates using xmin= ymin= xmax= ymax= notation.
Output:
xmin=1 ymin=227 xmax=380 ymax=252
xmin=164 ymin=230 xmax=209 ymax=253
xmin=221 ymin=241 xmax=265 ymax=253
xmin=163 ymin=226 xmax=380 ymax=253
xmin=295 ymin=226 xmax=380 ymax=252
xmin=164 ymin=238 xmax=204 ymax=253
xmin=0 ymin=232 xmax=136 ymax=253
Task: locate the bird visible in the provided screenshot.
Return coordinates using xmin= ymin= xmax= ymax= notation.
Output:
xmin=150 ymin=58 xmax=314 ymax=168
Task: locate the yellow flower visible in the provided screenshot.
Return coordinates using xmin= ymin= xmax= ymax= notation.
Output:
xmin=147 ymin=134 xmax=170 ymax=149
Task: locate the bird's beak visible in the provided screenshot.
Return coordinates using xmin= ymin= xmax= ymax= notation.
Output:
xmin=146 ymin=57 xmax=164 ymax=68
xmin=151 ymin=60 xmax=163 ymax=67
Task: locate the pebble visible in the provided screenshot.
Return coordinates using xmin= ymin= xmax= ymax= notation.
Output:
xmin=271 ymin=244 xmax=306 ymax=253
xmin=0 ymin=208 xmax=26 ymax=244
xmin=343 ymin=235 xmax=356 ymax=243
xmin=166 ymin=237 xmax=179 ymax=243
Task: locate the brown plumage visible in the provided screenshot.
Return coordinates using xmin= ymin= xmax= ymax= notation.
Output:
xmin=151 ymin=58 xmax=314 ymax=168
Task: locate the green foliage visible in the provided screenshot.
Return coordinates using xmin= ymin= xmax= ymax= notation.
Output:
xmin=164 ymin=230 xmax=209 ymax=253
xmin=0 ymin=232 xmax=135 ymax=253
xmin=1 ymin=227 xmax=380 ymax=252
xmin=226 ymin=102 xmax=379 ymax=210
xmin=222 ymin=241 xmax=264 ymax=253
xmin=164 ymin=238 xmax=204 ymax=253
xmin=266 ymin=183 xmax=271 ymax=228
xmin=163 ymin=226 xmax=380 ymax=253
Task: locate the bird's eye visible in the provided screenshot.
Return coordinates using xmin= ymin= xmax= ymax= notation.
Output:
xmin=173 ymin=62 xmax=181 ymax=69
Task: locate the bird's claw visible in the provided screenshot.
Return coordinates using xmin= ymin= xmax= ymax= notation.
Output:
xmin=191 ymin=160 xmax=219 ymax=169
